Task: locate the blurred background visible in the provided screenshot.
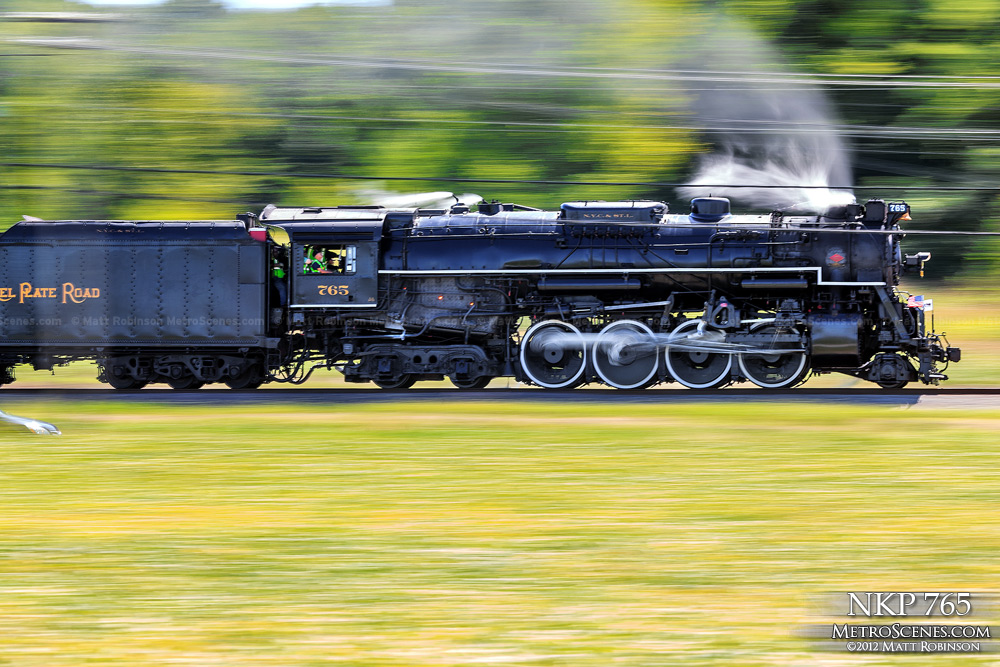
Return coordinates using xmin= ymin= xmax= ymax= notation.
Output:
xmin=5 ymin=5 xmax=1000 ymax=665
xmin=3 ymin=0 xmax=1000 ymax=281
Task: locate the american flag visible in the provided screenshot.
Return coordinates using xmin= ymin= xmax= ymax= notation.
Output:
xmin=906 ymin=294 xmax=925 ymax=309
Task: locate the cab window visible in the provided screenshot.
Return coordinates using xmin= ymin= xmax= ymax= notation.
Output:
xmin=302 ymin=245 xmax=357 ymax=275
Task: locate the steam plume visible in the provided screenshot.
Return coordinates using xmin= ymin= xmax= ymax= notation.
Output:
xmin=360 ymin=189 xmax=483 ymax=209
xmin=678 ymin=19 xmax=854 ymax=213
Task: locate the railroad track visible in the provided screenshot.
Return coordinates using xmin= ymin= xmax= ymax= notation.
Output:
xmin=3 ymin=387 xmax=1000 ymax=407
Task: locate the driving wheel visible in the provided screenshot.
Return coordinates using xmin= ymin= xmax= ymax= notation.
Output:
xmin=519 ymin=320 xmax=587 ymax=389
xmin=592 ymin=319 xmax=659 ymax=389
xmin=664 ymin=320 xmax=732 ymax=389
xmin=737 ymin=323 xmax=808 ymax=389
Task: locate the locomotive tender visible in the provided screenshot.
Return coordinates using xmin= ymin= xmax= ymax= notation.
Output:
xmin=0 ymin=196 xmax=959 ymax=390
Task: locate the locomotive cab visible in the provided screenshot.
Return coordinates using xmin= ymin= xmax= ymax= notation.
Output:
xmin=284 ymin=223 xmax=381 ymax=308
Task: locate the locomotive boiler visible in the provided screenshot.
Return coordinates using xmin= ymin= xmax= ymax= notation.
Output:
xmin=0 ymin=196 xmax=959 ymax=390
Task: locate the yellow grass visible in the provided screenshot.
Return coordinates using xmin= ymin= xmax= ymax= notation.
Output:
xmin=0 ymin=400 xmax=998 ymax=665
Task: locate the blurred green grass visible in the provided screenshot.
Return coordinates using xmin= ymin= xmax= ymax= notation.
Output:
xmin=1 ymin=399 xmax=999 ymax=665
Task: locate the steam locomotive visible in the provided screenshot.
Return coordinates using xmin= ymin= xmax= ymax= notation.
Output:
xmin=0 ymin=196 xmax=958 ymax=390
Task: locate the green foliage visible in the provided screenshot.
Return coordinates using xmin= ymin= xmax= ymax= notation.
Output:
xmin=0 ymin=0 xmax=998 ymax=277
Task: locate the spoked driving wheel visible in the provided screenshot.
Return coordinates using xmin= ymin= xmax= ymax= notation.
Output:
xmin=737 ymin=323 xmax=808 ymax=389
xmin=664 ymin=319 xmax=732 ymax=389
xmin=592 ymin=319 xmax=660 ymax=389
xmin=519 ymin=320 xmax=587 ymax=389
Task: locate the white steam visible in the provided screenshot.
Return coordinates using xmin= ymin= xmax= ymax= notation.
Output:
xmin=359 ymin=189 xmax=484 ymax=209
xmin=678 ymin=19 xmax=855 ymax=213
xmin=682 ymin=148 xmax=856 ymax=212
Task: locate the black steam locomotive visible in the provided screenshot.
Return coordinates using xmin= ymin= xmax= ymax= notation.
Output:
xmin=0 ymin=196 xmax=958 ymax=390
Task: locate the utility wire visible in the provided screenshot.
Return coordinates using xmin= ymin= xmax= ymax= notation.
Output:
xmin=4 ymin=186 xmax=997 ymax=236
xmin=2 ymin=71 xmax=984 ymax=93
xmin=3 ymin=161 xmax=1000 ymax=191
xmin=13 ymin=38 xmax=1000 ymax=89
xmin=8 ymin=99 xmax=1000 ymax=138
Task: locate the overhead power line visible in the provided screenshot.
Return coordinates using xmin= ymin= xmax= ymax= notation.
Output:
xmin=3 ymin=161 xmax=1000 ymax=191
xmin=7 ymin=98 xmax=1000 ymax=139
xmin=12 ymin=38 xmax=1000 ymax=90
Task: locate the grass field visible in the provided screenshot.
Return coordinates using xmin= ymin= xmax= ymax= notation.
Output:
xmin=2 ymin=399 xmax=1000 ymax=665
